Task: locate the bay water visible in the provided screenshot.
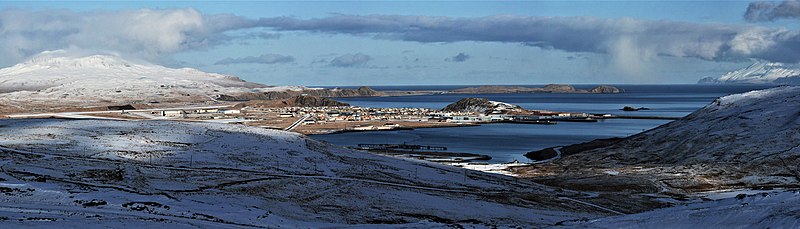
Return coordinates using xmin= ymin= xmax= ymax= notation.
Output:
xmin=310 ymin=84 xmax=775 ymax=163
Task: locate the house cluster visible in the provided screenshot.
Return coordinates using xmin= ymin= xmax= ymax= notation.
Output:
xmin=431 ymin=110 xmax=592 ymax=123
xmin=158 ymin=108 xmax=242 ymax=119
xmin=242 ymin=106 xmax=433 ymax=125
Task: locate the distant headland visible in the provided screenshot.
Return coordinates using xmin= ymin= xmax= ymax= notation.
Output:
xmin=382 ymin=84 xmax=622 ymax=96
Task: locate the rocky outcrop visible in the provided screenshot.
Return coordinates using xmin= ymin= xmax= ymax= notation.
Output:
xmin=589 ymin=85 xmax=623 ymax=93
xmin=239 ymin=95 xmax=349 ymax=108
xmin=621 ymin=106 xmax=649 ymax=111
xmin=542 ymin=84 xmax=576 ymax=92
xmin=290 ymin=95 xmax=350 ymax=107
xmin=441 ymin=98 xmax=522 ymax=114
xmin=441 ymin=98 xmax=495 ymax=113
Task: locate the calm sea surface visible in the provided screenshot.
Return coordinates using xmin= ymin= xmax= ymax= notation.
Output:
xmin=309 ymin=84 xmax=776 ymax=163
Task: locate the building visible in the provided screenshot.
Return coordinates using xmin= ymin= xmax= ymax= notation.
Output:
xmin=448 ymin=115 xmax=492 ymax=123
xmin=222 ymin=109 xmax=241 ymax=115
xmin=162 ymin=110 xmax=186 ymax=117
xmin=353 ymin=124 xmax=374 ymax=131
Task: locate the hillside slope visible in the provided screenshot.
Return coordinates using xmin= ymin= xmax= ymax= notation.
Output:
xmin=0 ymin=118 xmax=605 ymax=227
xmin=519 ymin=86 xmax=800 ymax=193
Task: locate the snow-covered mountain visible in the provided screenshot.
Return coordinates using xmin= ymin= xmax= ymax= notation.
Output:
xmin=698 ymin=61 xmax=800 ymax=84
xmin=0 ymin=50 xmax=297 ymax=105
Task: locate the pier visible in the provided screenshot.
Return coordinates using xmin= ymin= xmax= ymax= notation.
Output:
xmin=357 ymin=143 xmax=447 ymax=151
xmin=603 ymin=115 xmax=681 ymax=120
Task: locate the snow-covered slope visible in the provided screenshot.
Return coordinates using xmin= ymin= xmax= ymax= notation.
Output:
xmin=0 ymin=118 xmax=603 ymax=227
xmin=0 ymin=50 xmax=298 ymax=105
xmin=540 ymin=86 xmax=800 ymax=192
xmin=699 ymin=61 xmax=800 ymax=84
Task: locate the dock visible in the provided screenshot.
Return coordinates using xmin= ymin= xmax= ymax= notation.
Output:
xmin=603 ymin=115 xmax=681 ymax=120
xmin=357 ymin=143 xmax=447 ymax=151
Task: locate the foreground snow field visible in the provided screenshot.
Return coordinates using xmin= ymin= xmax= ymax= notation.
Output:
xmin=568 ymin=190 xmax=800 ymax=228
xmin=2 ymin=86 xmax=800 ymax=227
xmin=0 ymin=118 xmax=606 ymax=227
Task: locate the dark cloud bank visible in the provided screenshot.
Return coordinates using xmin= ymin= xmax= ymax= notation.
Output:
xmin=746 ymin=0 xmax=800 ymax=22
xmin=329 ymin=53 xmax=371 ymax=67
xmin=446 ymin=53 xmax=470 ymax=62
xmin=215 ymin=54 xmax=294 ymax=65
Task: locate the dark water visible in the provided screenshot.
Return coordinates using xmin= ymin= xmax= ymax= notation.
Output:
xmin=310 ymin=84 xmax=776 ymax=163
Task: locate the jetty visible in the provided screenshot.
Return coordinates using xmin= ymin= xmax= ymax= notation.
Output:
xmin=354 ymin=143 xmax=491 ymax=162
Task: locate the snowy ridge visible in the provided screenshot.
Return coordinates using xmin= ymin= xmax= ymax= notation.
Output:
xmin=700 ymin=60 xmax=800 ymax=84
xmin=0 ymin=50 xmax=300 ymax=104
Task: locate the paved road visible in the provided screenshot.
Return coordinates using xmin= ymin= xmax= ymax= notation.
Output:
xmin=284 ymin=114 xmax=310 ymax=131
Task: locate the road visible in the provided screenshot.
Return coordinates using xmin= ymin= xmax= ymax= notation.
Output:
xmin=6 ymin=105 xmax=233 ymax=120
xmin=284 ymin=114 xmax=310 ymax=131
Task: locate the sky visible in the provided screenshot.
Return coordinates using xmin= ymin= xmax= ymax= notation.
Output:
xmin=1 ymin=1 xmax=799 ymax=86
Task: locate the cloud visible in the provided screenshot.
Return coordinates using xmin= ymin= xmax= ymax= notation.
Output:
xmin=445 ymin=53 xmax=470 ymax=62
xmin=214 ymin=54 xmax=295 ymax=65
xmin=255 ymin=14 xmax=800 ymax=64
xmin=4 ymin=7 xmax=800 ymax=72
xmin=745 ymin=1 xmax=800 ymax=22
xmin=0 ymin=8 xmax=269 ymax=66
xmin=329 ymin=53 xmax=371 ymax=67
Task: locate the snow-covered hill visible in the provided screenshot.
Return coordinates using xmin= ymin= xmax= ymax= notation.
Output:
xmin=0 ymin=118 xmax=605 ymax=227
xmin=528 ymin=86 xmax=800 ymax=193
xmin=0 ymin=50 xmax=298 ymax=106
xmin=698 ymin=61 xmax=800 ymax=84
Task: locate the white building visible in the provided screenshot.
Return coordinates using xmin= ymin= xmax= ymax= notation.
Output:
xmin=162 ymin=110 xmax=186 ymax=117
xmin=222 ymin=109 xmax=241 ymax=114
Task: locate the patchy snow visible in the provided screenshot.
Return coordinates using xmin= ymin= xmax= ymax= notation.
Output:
xmin=448 ymin=161 xmax=529 ymax=176
xmin=714 ymin=86 xmax=789 ymax=106
xmin=0 ymin=118 xmax=602 ymax=227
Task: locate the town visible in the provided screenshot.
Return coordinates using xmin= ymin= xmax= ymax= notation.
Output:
xmin=131 ymin=99 xmax=608 ymax=135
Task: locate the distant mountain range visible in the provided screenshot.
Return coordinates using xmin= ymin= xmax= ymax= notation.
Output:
xmin=699 ymin=61 xmax=800 ymax=84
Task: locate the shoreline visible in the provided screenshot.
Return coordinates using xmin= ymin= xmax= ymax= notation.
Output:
xmin=303 ymin=122 xmax=481 ymax=135
xmin=302 ymin=114 xmax=679 ymax=136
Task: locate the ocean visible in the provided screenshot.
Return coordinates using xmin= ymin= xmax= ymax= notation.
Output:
xmin=309 ymin=84 xmax=777 ymax=163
